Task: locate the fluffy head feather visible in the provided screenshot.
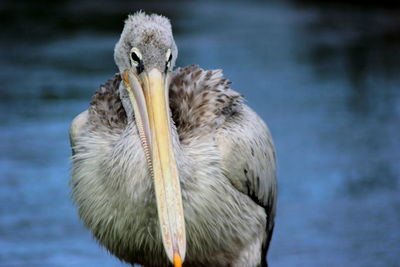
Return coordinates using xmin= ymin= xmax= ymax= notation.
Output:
xmin=114 ymin=11 xmax=178 ymax=73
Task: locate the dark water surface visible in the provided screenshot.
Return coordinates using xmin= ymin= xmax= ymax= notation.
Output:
xmin=1 ymin=0 xmax=399 ymax=266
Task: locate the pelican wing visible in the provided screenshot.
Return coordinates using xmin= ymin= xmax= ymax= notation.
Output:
xmin=216 ymin=105 xmax=277 ymax=264
xmin=69 ymin=110 xmax=89 ymax=155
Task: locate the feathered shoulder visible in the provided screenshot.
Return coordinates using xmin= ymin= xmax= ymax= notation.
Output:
xmin=89 ymin=74 xmax=126 ymax=130
xmin=170 ymin=65 xmax=243 ymax=143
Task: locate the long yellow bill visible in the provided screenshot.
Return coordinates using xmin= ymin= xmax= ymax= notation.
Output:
xmin=123 ymin=68 xmax=186 ymax=267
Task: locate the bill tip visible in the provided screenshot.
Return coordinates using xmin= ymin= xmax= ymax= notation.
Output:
xmin=173 ymin=252 xmax=182 ymax=267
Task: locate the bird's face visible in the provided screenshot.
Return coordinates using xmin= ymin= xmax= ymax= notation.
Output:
xmin=114 ymin=13 xmax=185 ymax=267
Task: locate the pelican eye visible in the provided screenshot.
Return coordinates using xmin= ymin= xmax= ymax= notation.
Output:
xmin=165 ymin=49 xmax=172 ymax=73
xmin=130 ymin=48 xmax=144 ymax=74
xmin=130 ymin=52 xmax=141 ymax=64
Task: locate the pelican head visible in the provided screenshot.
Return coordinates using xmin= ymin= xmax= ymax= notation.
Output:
xmin=114 ymin=12 xmax=178 ymax=74
xmin=114 ymin=12 xmax=185 ymax=267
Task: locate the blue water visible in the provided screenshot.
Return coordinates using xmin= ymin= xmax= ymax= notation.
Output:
xmin=1 ymin=1 xmax=399 ymax=266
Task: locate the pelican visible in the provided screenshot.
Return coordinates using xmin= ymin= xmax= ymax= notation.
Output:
xmin=69 ymin=12 xmax=276 ymax=267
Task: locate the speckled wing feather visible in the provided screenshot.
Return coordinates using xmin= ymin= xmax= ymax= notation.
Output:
xmin=69 ymin=74 xmax=125 ymax=155
xmin=88 ymin=74 xmax=126 ymax=130
xmin=169 ymin=65 xmax=243 ymax=144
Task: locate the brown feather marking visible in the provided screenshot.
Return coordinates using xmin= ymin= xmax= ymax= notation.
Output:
xmin=89 ymin=74 xmax=127 ymax=130
xmin=169 ymin=65 xmax=243 ymax=144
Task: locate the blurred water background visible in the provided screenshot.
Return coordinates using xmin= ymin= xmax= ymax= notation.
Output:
xmin=1 ymin=0 xmax=399 ymax=266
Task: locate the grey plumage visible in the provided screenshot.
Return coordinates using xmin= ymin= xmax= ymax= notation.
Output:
xmin=69 ymin=12 xmax=276 ymax=267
